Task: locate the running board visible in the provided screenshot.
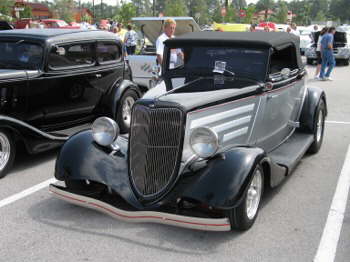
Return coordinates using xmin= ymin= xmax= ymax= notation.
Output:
xmin=49 ymin=184 xmax=231 ymax=232
xmin=269 ymin=132 xmax=314 ymax=173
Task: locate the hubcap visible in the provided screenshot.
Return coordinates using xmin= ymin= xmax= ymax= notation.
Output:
xmin=0 ymin=132 xmax=11 ymax=171
xmin=316 ymin=110 xmax=324 ymax=143
xmin=122 ymin=96 xmax=135 ymax=128
xmin=246 ymin=169 xmax=263 ymax=220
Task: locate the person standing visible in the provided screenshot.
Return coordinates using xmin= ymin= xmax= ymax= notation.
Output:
xmin=290 ymin=23 xmax=300 ymax=36
xmin=320 ymin=27 xmax=336 ymax=81
xmin=124 ymin=24 xmax=138 ymax=55
xmin=314 ymin=27 xmax=328 ymax=79
xmin=156 ymin=18 xmax=177 ymax=65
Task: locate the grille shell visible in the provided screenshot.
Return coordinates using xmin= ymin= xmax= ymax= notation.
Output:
xmin=129 ymin=103 xmax=185 ymax=200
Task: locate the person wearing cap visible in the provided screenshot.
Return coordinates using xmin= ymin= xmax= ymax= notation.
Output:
xmin=156 ymin=18 xmax=177 ymax=65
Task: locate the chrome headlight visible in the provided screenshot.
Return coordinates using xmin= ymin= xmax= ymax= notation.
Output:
xmin=92 ymin=117 xmax=119 ymax=147
xmin=189 ymin=127 xmax=219 ymax=158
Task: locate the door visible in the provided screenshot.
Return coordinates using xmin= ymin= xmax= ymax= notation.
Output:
xmin=26 ymin=42 xmax=102 ymax=130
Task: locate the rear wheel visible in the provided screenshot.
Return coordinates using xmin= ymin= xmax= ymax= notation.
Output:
xmin=117 ymin=88 xmax=139 ymax=133
xmin=0 ymin=130 xmax=16 ymax=179
xmin=308 ymin=99 xmax=326 ymax=154
xmin=228 ymin=165 xmax=264 ymax=231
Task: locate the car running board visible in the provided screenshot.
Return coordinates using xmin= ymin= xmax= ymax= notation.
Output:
xmin=269 ymin=132 xmax=314 ymax=174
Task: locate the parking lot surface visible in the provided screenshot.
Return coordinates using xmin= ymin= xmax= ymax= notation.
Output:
xmin=0 ymin=63 xmax=349 ymax=262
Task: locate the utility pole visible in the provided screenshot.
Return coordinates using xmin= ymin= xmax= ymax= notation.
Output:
xmin=101 ymin=0 xmax=103 ymax=19
xmin=153 ymin=0 xmax=156 ymax=16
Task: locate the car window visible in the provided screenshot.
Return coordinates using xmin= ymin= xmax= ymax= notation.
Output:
xmin=96 ymin=42 xmax=122 ymax=63
xmin=269 ymin=45 xmax=298 ymax=75
xmin=0 ymin=41 xmax=43 ymax=70
xmin=49 ymin=43 xmax=95 ymax=69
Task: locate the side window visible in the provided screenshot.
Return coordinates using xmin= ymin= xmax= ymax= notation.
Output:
xmin=96 ymin=42 xmax=122 ymax=63
xmin=167 ymin=48 xmax=184 ymax=70
xmin=49 ymin=43 xmax=95 ymax=69
xmin=269 ymin=45 xmax=298 ymax=74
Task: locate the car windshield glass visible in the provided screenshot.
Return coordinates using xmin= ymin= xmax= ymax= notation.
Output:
xmin=166 ymin=46 xmax=268 ymax=81
xmin=0 ymin=41 xmax=43 ymax=70
xmin=56 ymin=21 xmax=68 ymax=27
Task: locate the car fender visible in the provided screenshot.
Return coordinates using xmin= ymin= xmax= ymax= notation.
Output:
xmin=105 ymin=79 xmax=141 ymax=120
xmin=299 ymin=86 xmax=327 ymax=133
xmin=181 ymin=147 xmax=266 ymax=210
xmin=54 ymin=130 xmax=143 ymax=209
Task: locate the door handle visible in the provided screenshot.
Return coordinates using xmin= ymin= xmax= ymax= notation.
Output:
xmin=95 ymin=74 xmax=102 ymax=78
xmin=267 ymin=94 xmax=279 ymax=100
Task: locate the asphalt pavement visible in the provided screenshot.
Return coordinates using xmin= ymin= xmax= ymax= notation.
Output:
xmin=0 ymin=63 xmax=349 ymax=262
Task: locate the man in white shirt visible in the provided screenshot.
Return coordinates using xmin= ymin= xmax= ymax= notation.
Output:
xmin=156 ymin=18 xmax=177 ymax=65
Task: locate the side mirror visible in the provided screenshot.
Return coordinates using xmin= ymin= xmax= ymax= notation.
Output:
xmin=281 ymin=68 xmax=291 ymax=79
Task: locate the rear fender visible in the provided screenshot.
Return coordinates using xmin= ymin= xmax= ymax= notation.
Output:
xmin=181 ymin=147 xmax=266 ymax=209
xmin=299 ymin=86 xmax=327 ymax=133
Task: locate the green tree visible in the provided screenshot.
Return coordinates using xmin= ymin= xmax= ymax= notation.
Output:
xmin=164 ymin=0 xmax=188 ymax=16
xmin=329 ymin=0 xmax=350 ymax=23
xmin=53 ymin=0 xmax=75 ymax=22
xmin=114 ymin=3 xmax=137 ymax=25
xmin=256 ymin=0 xmax=275 ymax=21
xmin=242 ymin=4 xmax=256 ymax=24
xmin=188 ymin=0 xmax=209 ymax=25
xmin=0 ymin=0 xmax=15 ymax=21
xmin=19 ymin=6 xmax=33 ymax=19
xmin=272 ymin=0 xmax=288 ymax=24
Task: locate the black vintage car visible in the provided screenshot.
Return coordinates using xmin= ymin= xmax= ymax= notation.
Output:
xmin=0 ymin=29 xmax=143 ymax=178
xmin=50 ymin=32 xmax=327 ymax=231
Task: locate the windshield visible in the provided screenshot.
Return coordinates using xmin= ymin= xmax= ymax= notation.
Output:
xmin=165 ymin=46 xmax=268 ymax=81
xmin=0 ymin=41 xmax=43 ymax=70
xmin=56 ymin=20 xmax=68 ymax=27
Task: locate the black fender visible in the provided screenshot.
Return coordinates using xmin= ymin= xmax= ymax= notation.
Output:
xmin=54 ymin=130 xmax=143 ymax=209
xmin=299 ymin=86 xmax=327 ymax=133
xmin=0 ymin=115 xmax=65 ymax=154
xmin=181 ymin=147 xmax=266 ymax=210
xmin=105 ymin=79 xmax=141 ymax=120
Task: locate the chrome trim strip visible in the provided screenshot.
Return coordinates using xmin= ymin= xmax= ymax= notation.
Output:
xmin=0 ymin=115 xmax=68 ymax=141
xmin=212 ymin=116 xmax=251 ymax=133
xmin=223 ymin=127 xmax=248 ymax=143
xmin=190 ymin=104 xmax=255 ymax=128
xmin=50 ymin=185 xmax=231 ymax=232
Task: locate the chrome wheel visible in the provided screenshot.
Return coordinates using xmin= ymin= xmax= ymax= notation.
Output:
xmin=0 ymin=132 xmax=11 ymax=171
xmin=316 ymin=110 xmax=324 ymax=143
xmin=246 ymin=169 xmax=263 ymax=220
xmin=122 ymin=96 xmax=135 ymax=129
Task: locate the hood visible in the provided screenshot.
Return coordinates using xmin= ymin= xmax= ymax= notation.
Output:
xmin=0 ymin=69 xmax=27 ymax=80
xmin=312 ymin=31 xmax=347 ymax=44
xmin=132 ymin=17 xmax=201 ymax=45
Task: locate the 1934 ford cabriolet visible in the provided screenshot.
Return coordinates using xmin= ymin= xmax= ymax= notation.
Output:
xmin=50 ymin=32 xmax=327 ymax=231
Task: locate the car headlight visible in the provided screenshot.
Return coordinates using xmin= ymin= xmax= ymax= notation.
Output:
xmin=189 ymin=127 xmax=219 ymax=158
xmin=92 ymin=117 xmax=119 ymax=147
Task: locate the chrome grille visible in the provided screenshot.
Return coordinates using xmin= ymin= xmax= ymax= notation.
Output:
xmin=129 ymin=104 xmax=184 ymax=198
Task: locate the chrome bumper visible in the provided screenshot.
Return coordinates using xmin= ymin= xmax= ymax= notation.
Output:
xmin=49 ymin=184 xmax=231 ymax=232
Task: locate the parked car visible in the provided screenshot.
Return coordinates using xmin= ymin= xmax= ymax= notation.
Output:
xmin=50 ymin=32 xmax=327 ymax=232
xmin=0 ymin=21 xmax=14 ymax=30
xmin=0 ymin=29 xmax=141 ymax=178
xmin=127 ymin=17 xmax=201 ymax=89
xmin=306 ymin=29 xmax=350 ymax=65
xmin=16 ymin=19 xmax=80 ymax=29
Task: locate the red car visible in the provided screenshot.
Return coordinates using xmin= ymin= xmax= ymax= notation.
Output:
xmin=15 ymin=19 xmax=80 ymax=29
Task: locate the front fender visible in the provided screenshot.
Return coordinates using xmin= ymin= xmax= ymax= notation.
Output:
xmin=54 ymin=130 xmax=143 ymax=209
xmin=181 ymin=147 xmax=266 ymax=210
xmin=299 ymin=86 xmax=327 ymax=133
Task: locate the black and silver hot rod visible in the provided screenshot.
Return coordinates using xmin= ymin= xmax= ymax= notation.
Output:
xmin=50 ymin=32 xmax=327 ymax=231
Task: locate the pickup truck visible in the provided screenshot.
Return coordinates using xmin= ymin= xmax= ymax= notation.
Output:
xmin=127 ymin=17 xmax=200 ymax=89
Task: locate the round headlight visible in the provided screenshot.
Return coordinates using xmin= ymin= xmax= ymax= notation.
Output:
xmin=189 ymin=127 xmax=219 ymax=158
xmin=92 ymin=117 xmax=119 ymax=147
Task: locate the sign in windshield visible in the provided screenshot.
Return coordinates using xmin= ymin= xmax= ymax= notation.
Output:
xmin=166 ymin=46 xmax=268 ymax=81
xmin=0 ymin=41 xmax=43 ymax=70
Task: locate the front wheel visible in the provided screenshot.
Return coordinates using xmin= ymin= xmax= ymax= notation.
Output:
xmin=117 ymin=88 xmax=139 ymax=133
xmin=228 ymin=165 xmax=264 ymax=231
xmin=0 ymin=130 xmax=16 ymax=179
xmin=308 ymin=99 xmax=326 ymax=154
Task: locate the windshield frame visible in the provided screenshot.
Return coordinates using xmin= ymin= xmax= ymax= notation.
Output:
xmin=162 ymin=44 xmax=269 ymax=82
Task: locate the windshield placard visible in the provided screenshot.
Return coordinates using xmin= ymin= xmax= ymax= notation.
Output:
xmin=213 ymin=60 xmax=227 ymax=74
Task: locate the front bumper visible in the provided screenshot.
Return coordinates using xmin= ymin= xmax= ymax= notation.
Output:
xmin=49 ymin=184 xmax=231 ymax=231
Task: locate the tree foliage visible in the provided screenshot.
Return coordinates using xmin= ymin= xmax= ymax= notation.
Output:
xmin=113 ymin=3 xmax=137 ymax=25
xmin=52 ymin=0 xmax=75 ymax=22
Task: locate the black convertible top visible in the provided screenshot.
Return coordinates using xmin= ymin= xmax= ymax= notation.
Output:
xmin=166 ymin=31 xmax=300 ymax=49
